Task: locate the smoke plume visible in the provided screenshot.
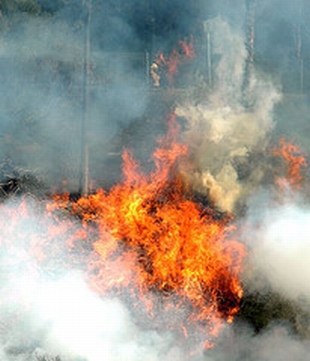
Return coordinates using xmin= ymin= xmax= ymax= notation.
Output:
xmin=176 ymin=17 xmax=281 ymax=213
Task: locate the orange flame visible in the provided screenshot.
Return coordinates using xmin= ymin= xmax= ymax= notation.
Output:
xmin=0 ymin=114 xmax=245 ymax=350
xmin=155 ymin=39 xmax=196 ymax=85
xmin=56 ymin=114 xmax=245 ymax=347
xmin=272 ymin=138 xmax=307 ymax=189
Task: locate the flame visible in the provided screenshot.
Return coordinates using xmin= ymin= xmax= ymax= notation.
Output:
xmin=53 ymin=114 xmax=245 ymax=347
xmin=272 ymin=137 xmax=307 ymax=189
xmin=155 ymin=39 xmax=196 ymax=85
xmin=0 ymin=114 xmax=245 ymax=350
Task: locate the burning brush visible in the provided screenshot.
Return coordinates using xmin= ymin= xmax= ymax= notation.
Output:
xmin=1 ymin=31 xmax=308 ymax=360
xmin=0 ymin=115 xmax=245 ymax=360
xmin=151 ymin=39 xmax=196 ymax=88
xmin=46 ymin=113 xmax=246 ymax=350
xmin=1 ymin=110 xmax=310 ymax=360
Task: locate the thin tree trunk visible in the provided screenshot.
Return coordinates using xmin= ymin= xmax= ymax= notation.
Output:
xmin=296 ymin=0 xmax=303 ymax=93
xmin=79 ymin=0 xmax=92 ymax=196
xmin=206 ymin=26 xmax=212 ymax=88
xmin=203 ymin=20 xmax=213 ymax=88
xmin=245 ymin=0 xmax=255 ymax=66
xmin=242 ymin=0 xmax=256 ymax=107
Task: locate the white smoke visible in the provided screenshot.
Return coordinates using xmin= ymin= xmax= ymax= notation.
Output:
xmin=203 ymin=322 xmax=310 ymax=361
xmin=242 ymin=192 xmax=310 ymax=303
xmin=176 ymin=17 xmax=281 ymax=213
xmin=0 ymin=199 xmax=188 ymax=361
xmin=0 ymin=266 xmax=186 ymax=361
xmin=1 ymin=194 xmax=310 ymax=361
xmin=1 ymin=3 xmax=310 ymax=361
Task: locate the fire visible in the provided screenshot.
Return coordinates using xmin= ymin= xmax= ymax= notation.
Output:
xmin=0 ymin=114 xmax=245 ymax=351
xmin=0 ymin=198 xmax=74 ymax=270
xmin=272 ymin=137 xmax=307 ymax=189
xmin=154 ymin=39 xmax=196 ymax=86
xmin=53 ymin=114 xmax=245 ymax=347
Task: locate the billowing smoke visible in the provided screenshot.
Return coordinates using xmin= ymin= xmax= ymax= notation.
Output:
xmin=176 ymin=17 xmax=281 ymax=213
xmin=241 ymin=190 xmax=310 ymax=301
xmin=1 ymin=195 xmax=310 ymax=361
xmin=0 ymin=198 xmax=188 ymax=361
xmin=2 ymin=1 xmax=310 ymax=361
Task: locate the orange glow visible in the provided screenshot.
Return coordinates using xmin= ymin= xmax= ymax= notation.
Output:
xmin=0 ymin=198 xmax=73 ymax=275
xmin=273 ymin=138 xmax=307 ymax=189
xmin=53 ymin=114 xmax=245 ymax=346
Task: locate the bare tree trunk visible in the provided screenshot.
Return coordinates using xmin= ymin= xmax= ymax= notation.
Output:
xmin=203 ymin=20 xmax=213 ymax=88
xmin=79 ymin=0 xmax=92 ymax=196
xmin=245 ymin=0 xmax=255 ymax=66
xmin=206 ymin=25 xmax=212 ymax=88
xmin=296 ymin=0 xmax=304 ymax=93
xmin=242 ymin=0 xmax=256 ymax=107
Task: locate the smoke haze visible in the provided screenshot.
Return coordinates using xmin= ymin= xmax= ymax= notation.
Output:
xmin=1 ymin=1 xmax=310 ymax=361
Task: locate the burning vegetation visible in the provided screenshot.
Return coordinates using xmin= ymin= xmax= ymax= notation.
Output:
xmin=2 ymin=1 xmax=310 ymax=361
xmin=1 ymin=109 xmax=309 ymax=360
xmin=50 ymin=114 xmax=245 ymax=348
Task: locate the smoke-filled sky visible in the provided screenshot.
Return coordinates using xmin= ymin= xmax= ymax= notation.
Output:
xmin=0 ymin=0 xmax=310 ymax=190
xmin=1 ymin=1 xmax=310 ymax=360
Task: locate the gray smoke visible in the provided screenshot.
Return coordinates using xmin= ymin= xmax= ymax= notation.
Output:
xmin=1 ymin=1 xmax=310 ymax=361
xmin=0 ymin=7 xmax=148 ymax=192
